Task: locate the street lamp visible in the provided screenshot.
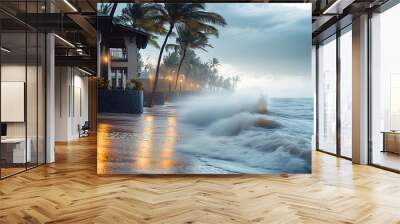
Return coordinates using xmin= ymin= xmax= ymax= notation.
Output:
xmin=149 ymin=74 xmax=154 ymax=90
xmin=103 ymin=55 xmax=109 ymax=63
xmin=167 ymin=76 xmax=172 ymax=95
xmin=179 ymin=79 xmax=183 ymax=95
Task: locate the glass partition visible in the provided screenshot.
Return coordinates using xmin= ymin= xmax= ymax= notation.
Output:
xmin=317 ymin=35 xmax=337 ymax=154
xmin=27 ymin=31 xmax=38 ymax=169
xmin=38 ymin=32 xmax=45 ymax=165
xmin=0 ymin=0 xmax=46 ymax=179
xmin=339 ymin=27 xmax=352 ymax=158
xmin=1 ymin=27 xmax=28 ymax=178
xmin=370 ymin=3 xmax=400 ymax=171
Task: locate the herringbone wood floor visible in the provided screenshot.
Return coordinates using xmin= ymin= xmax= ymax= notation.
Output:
xmin=1 ymin=136 xmax=400 ymax=224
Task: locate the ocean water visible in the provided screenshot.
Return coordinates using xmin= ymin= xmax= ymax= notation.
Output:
xmin=98 ymin=92 xmax=313 ymax=174
xmin=170 ymin=93 xmax=314 ymax=174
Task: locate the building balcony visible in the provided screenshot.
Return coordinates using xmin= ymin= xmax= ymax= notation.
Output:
xmin=110 ymin=48 xmax=128 ymax=61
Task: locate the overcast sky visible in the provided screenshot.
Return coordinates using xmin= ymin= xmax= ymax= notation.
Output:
xmin=116 ymin=3 xmax=312 ymax=97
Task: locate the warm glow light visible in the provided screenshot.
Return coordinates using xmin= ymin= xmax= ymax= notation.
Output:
xmin=160 ymin=117 xmax=177 ymax=169
xmin=179 ymin=79 xmax=183 ymax=83
xmin=103 ymin=55 xmax=109 ymax=63
xmin=134 ymin=115 xmax=154 ymax=169
xmin=145 ymin=115 xmax=154 ymax=122
xmin=97 ymin=123 xmax=111 ymax=174
xmin=168 ymin=117 xmax=176 ymax=125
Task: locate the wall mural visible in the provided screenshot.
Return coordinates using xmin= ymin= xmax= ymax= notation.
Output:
xmin=97 ymin=3 xmax=313 ymax=174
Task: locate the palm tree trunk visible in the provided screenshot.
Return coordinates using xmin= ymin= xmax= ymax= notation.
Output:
xmin=149 ymin=24 xmax=174 ymax=107
xmin=174 ymin=48 xmax=187 ymax=91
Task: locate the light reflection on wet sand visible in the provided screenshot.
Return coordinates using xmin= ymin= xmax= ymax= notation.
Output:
xmin=97 ymin=105 xmax=188 ymax=174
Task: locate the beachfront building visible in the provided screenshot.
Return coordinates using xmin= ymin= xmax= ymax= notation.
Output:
xmin=97 ymin=16 xmax=149 ymax=89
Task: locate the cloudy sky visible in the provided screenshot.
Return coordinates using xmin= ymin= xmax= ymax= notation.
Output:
xmin=117 ymin=3 xmax=312 ymax=97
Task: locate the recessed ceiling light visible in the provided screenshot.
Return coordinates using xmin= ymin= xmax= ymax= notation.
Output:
xmin=323 ymin=0 xmax=354 ymax=15
xmin=63 ymin=0 xmax=78 ymax=12
xmin=1 ymin=47 xmax=11 ymax=53
xmin=78 ymin=67 xmax=93 ymax=76
xmin=54 ymin=34 xmax=75 ymax=48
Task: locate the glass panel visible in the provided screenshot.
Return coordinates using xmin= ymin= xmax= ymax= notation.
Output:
xmin=371 ymin=4 xmax=400 ymax=171
xmin=38 ymin=32 xmax=45 ymax=165
xmin=340 ymin=28 xmax=352 ymax=158
xmin=1 ymin=28 xmax=28 ymax=177
xmin=25 ymin=0 xmax=45 ymax=168
xmin=318 ymin=36 xmax=337 ymax=154
xmin=0 ymin=0 xmax=46 ymax=178
xmin=27 ymin=30 xmax=38 ymax=169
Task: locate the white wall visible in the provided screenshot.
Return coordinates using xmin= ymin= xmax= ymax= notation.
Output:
xmin=126 ymin=37 xmax=139 ymax=79
xmin=55 ymin=67 xmax=89 ymax=141
xmin=1 ymin=62 xmax=46 ymax=164
xmin=1 ymin=64 xmax=38 ymax=138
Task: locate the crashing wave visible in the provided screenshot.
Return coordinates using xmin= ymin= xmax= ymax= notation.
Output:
xmin=180 ymin=93 xmax=270 ymax=126
xmin=208 ymin=112 xmax=281 ymax=136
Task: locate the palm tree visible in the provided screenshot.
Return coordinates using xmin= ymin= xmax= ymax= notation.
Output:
xmin=161 ymin=51 xmax=180 ymax=73
xmin=167 ymin=24 xmax=213 ymax=91
xmin=98 ymin=3 xmax=113 ymax=16
xmin=118 ymin=3 xmax=167 ymax=48
xmin=149 ymin=3 xmax=226 ymax=106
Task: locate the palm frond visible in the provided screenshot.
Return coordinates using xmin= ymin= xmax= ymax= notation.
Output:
xmin=190 ymin=11 xmax=227 ymax=26
xmin=148 ymin=36 xmax=161 ymax=49
xmin=98 ymin=3 xmax=113 ymax=16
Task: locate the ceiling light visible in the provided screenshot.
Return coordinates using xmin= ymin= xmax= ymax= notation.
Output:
xmin=54 ymin=34 xmax=75 ymax=48
xmin=78 ymin=67 xmax=93 ymax=76
xmin=323 ymin=0 xmax=354 ymax=15
xmin=1 ymin=47 xmax=11 ymax=53
xmin=63 ymin=0 xmax=78 ymax=12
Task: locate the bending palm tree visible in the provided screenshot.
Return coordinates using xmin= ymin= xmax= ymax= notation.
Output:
xmin=118 ymin=3 xmax=166 ymax=48
xmin=167 ymin=24 xmax=213 ymax=91
xmin=149 ymin=3 xmax=226 ymax=106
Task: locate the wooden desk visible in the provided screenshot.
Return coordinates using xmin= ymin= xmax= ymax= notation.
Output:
xmin=382 ymin=131 xmax=400 ymax=154
xmin=1 ymin=138 xmax=31 ymax=163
